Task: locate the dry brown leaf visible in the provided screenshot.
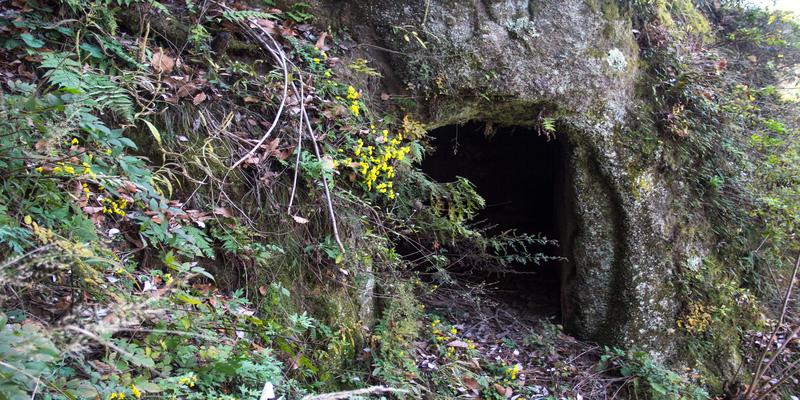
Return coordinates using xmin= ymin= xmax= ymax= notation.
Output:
xmin=83 ymin=206 xmax=103 ymax=214
xmin=493 ymin=384 xmax=512 ymax=397
xmin=380 ymin=92 xmax=391 ymax=101
xmin=277 ymin=147 xmax=294 ymax=161
xmin=151 ymin=49 xmax=175 ymax=74
xmin=315 ymin=32 xmax=329 ymax=50
xmin=258 ymin=286 xmax=267 ymax=296
xmin=176 ymin=83 xmax=198 ymax=98
xmin=255 ymin=18 xmax=279 ymax=34
xmin=211 ymin=208 xmax=232 ymax=218
xmin=263 ymin=138 xmax=280 ymax=154
xmin=469 ymin=358 xmax=481 ymax=370
xmin=192 ymin=91 xmax=207 ymax=105
xmin=447 ymin=340 xmax=469 ymax=348
xmin=462 ymin=377 xmax=479 ymax=392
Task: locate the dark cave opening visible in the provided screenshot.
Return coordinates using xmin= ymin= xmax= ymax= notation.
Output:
xmin=421 ymin=121 xmax=570 ymax=320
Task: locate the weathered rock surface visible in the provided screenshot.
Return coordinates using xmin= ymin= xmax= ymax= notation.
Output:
xmin=310 ymin=0 xmax=712 ymax=359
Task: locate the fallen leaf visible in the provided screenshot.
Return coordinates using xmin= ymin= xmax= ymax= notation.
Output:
xmin=447 ymin=340 xmax=469 ymax=348
xmin=255 ymin=18 xmax=279 ymax=34
xmin=213 ymin=207 xmax=233 ymax=218
xmin=151 ymin=49 xmax=175 ymax=74
xmin=263 ymin=138 xmax=281 ymax=155
xmin=292 ymin=215 xmax=309 ymax=224
xmin=463 ymin=377 xmax=479 ymax=392
xmin=494 ymin=384 xmax=512 ymax=397
xmin=176 ymin=83 xmax=199 ymax=98
xmin=276 ymin=146 xmax=294 ymax=161
xmin=315 ymin=32 xmax=329 ymax=50
xmin=380 ymin=92 xmax=391 ymax=101
xmin=193 ymin=91 xmax=207 ymax=105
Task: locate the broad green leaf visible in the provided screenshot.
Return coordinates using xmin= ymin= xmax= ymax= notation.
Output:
xmin=20 ymin=33 xmax=44 ymax=48
xmin=142 ymin=120 xmax=162 ymax=146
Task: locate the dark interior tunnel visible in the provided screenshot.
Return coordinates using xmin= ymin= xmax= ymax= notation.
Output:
xmin=421 ymin=121 xmax=570 ymax=320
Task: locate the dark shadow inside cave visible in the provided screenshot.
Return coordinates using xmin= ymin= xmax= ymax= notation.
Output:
xmin=421 ymin=121 xmax=570 ymax=320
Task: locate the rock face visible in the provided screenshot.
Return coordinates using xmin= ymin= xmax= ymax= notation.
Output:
xmin=314 ymin=0 xmax=706 ymax=358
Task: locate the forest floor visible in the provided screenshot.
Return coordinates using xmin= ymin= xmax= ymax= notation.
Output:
xmin=416 ymin=284 xmax=627 ymax=399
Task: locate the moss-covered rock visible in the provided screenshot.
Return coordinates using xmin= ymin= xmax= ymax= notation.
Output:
xmin=308 ymin=0 xmax=724 ymax=363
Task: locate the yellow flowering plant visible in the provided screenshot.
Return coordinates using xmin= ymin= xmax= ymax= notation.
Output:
xmin=336 ymin=123 xmax=413 ymax=201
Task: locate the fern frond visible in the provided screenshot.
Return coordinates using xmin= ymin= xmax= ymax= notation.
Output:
xmin=222 ymin=9 xmax=275 ymax=22
xmin=39 ymin=52 xmax=134 ymax=121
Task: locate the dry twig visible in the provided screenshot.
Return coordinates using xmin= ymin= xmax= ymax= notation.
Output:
xmin=301 ymin=386 xmax=409 ymax=400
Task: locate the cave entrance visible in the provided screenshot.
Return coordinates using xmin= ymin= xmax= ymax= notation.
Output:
xmin=422 ymin=121 xmax=570 ymax=320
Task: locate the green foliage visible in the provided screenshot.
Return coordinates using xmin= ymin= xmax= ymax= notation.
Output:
xmin=40 ymin=52 xmax=134 ymax=121
xmin=284 ymin=2 xmax=313 ymax=23
xmin=372 ymin=281 xmax=422 ymax=389
xmin=488 ymin=232 xmax=563 ymax=266
xmin=429 ymin=176 xmax=486 ymax=232
xmin=600 ymin=347 xmax=709 ymax=400
xmin=0 ymin=313 xmax=60 ymax=399
xmin=222 ymin=9 xmax=275 ymax=23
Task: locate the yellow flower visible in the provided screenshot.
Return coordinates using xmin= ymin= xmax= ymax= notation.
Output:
xmin=507 ymin=364 xmax=522 ymax=380
xmin=450 ymin=327 xmax=457 ymax=335
xmin=131 ymin=384 xmax=141 ymax=400
xmin=71 ymin=138 xmax=79 ymax=145
xmin=312 ymin=57 xmax=321 ymax=63
xmin=179 ymin=374 xmax=198 ymax=388
xmin=35 ymin=167 xmax=44 ymax=173
xmin=349 ymin=102 xmax=360 ymax=116
xmin=346 ymin=86 xmax=360 ymax=100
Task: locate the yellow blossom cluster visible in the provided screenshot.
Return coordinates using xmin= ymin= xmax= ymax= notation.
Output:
xmin=346 ymin=86 xmax=360 ymax=116
xmin=312 ymin=50 xmax=328 ymax=65
xmin=82 ymin=182 xmax=91 ymax=201
xmin=677 ymin=303 xmax=712 ymax=334
xmin=430 ymin=319 xmax=476 ymax=358
xmin=38 ymin=156 xmax=97 ymax=179
xmin=431 ymin=319 xmax=445 ymax=341
xmin=108 ymin=392 xmax=125 ymax=400
xmin=343 ymin=128 xmax=410 ymax=199
xmin=506 ymin=363 xmax=522 ymax=380
xmin=178 ymin=374 xmax=198 ymax=388
xmin=102 ymin=197 xmax=128 ymax=217
xmin=130 ymin=384 xmax=141 ymax=399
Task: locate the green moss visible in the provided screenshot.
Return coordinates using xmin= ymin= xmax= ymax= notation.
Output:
xmin=651 ymin=0 xmax=712 ymax=40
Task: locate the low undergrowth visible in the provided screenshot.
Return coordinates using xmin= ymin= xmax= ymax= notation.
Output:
xmin=0 ymin=0 xmax=562 ymax=398
xmin=1 ymin=0 xmax=799 ymax=399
